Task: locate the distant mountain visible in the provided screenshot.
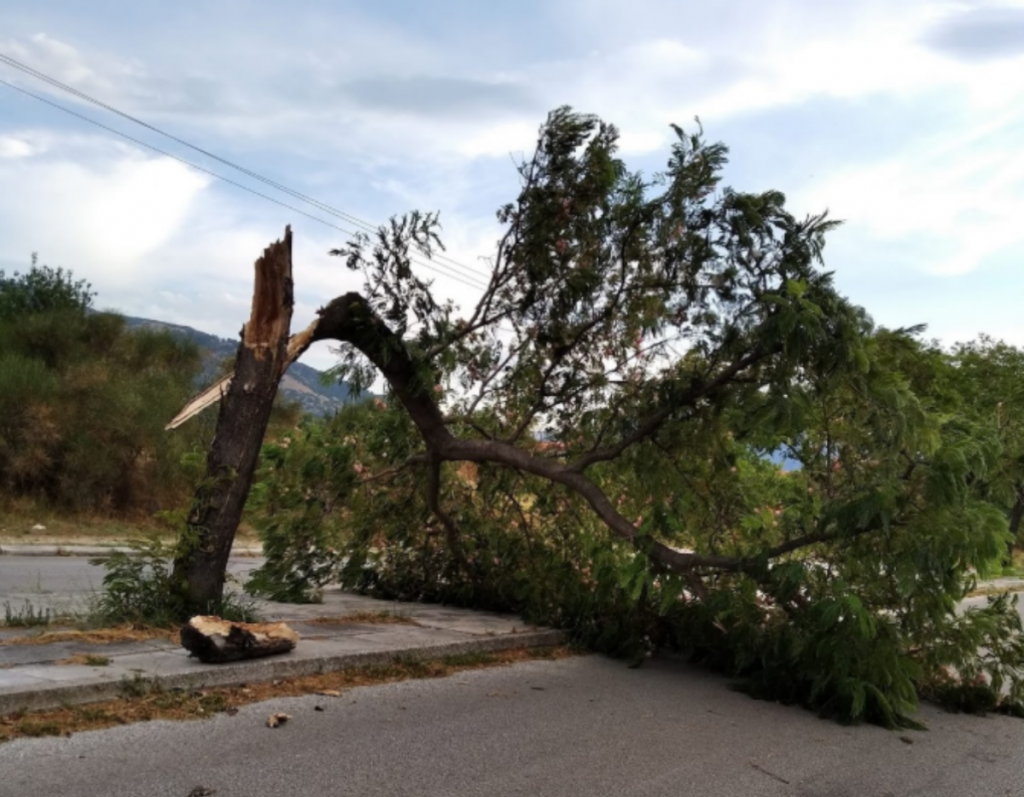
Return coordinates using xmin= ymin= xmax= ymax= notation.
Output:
xmin=124 ymin=316 xmax=365 ymax=416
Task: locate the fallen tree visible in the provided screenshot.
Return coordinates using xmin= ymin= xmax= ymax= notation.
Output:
xmin=172 ymin=108 xmax=1024 ymax=725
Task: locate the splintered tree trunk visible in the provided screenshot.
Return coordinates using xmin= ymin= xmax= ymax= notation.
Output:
xmin=171 ymin=227 xmax=294 ymax=612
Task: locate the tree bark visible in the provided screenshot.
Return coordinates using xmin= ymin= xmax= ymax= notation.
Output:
xmin=180 ymin=616 xmax=298 ymax=663
xmin=1008 ymin=481 xmax=1024 ymax=562
xmin=170 ymin=228 xmax=294 ymax=612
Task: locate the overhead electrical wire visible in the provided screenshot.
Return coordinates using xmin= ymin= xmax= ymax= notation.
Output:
xmin=0 ymin=55 xmax=492 ymax=291
xmin=0 ymin=51 xmax=487 ymax=282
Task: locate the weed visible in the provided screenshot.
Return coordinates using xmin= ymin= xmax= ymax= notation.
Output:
xmin=90 ymin=537 xmax=259 ymax=627
xmin=85 ymin=654 xmax=110 ymax=667
xmin=3 ymin=600 xmax=52 ymax=628
xmin=442 ymin=651 xmax=498 ymax=668
xmin=1 ymin=626 xmax=176 ymax=647
xmin=119 ymin=673 xmax=157 ymax=699
xmin=15 ymin=720 xmax=63 ymax=738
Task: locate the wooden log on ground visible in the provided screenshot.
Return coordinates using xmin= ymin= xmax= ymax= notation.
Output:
xmin=180 ymin=615 xmax=300 ymax=664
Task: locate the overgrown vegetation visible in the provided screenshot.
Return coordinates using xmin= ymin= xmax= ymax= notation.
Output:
xmin=239 ymin=107 xmax=1024 ymax=728
xmin=0 ymin=257 xmax=211 ymax=514
xmin=90 ymin=538 xmax=259 ymax=627
xmin=3 ymin=600 xmax=53 ymax=628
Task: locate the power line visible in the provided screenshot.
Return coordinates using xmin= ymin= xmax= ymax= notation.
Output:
xmin=0 ymin=77 xmax=490 ymax=292
xmin=0 ymin=51 xmax=491 ymax=283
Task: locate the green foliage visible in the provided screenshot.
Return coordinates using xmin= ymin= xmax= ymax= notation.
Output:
xmin=0 ymin=256 xmax=210 ymax=514
xmin=3 ymin=600 xmax=53 ymax=628
xmin=246 ymin=108 xmax=1024 ymax=728
xmin=91 ymin=537 xmax=258 ymax=626
xmin=0 ymin=255 xmax=95 ymax=321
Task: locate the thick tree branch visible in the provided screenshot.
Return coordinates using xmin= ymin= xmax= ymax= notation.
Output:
xmin=256 ymin=291 xmax=871 ymax=579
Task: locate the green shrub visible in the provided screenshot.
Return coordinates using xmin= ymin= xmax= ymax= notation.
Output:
xmin=0 ymin=258 xmax=211 ymax=514
xmin=91 ymin=538 xmax=258 ymax=626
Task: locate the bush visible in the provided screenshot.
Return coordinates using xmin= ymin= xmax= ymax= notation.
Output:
xmin=247 ymin=396 xmax=1024 ymax=728
xmin=0 ymin=258 xmax=211 ymax=514
xmin=91 ymin=537 xmax=258 ymax=626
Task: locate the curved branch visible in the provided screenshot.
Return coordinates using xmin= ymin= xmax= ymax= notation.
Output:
xmin=226 ymin=291 xmax=871 ymax=580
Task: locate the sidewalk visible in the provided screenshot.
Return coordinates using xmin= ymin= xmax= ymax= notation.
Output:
xmin=0 ymin=588 xmax=564 ymax=715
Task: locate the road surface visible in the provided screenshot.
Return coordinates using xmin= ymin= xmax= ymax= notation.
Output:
xmin=0 ymin=555 xmax=263 ymax=616
xmin=2 ymin=655 xmax=1023 ymax=797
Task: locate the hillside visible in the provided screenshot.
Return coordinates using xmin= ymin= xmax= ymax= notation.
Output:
xmin=124 ymin=316 xmax=364 ymax=415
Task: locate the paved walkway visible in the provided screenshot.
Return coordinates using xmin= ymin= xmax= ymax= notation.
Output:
xmin=0 ymin=587 xmax=563 ymax=715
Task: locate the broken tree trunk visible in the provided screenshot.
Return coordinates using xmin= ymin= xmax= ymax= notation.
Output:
xmin=181 ymin=616 xmax=299 ymax=663
xmin=170 ymin=227 xmax=295 ymax=613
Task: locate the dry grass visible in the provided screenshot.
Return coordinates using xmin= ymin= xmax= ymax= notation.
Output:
xmin=0 ymin=645 xmax=575 ymax=744
xmin=0 ymin=501 xmax=261 ymax=546
xmin=305 ymin=611 xmax=417 ymax=627
xmin=0 ymin=625 xmax=178 ymax=647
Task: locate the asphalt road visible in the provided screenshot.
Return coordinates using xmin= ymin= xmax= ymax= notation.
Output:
xmin=0 ymin=555 xmax=264 ymax=615
xmin=1 ymin=655 xmax=1022 ymax=797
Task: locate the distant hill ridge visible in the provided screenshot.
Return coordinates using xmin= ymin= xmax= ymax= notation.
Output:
xmin=124 ymin=316 xmax=362 ymax=416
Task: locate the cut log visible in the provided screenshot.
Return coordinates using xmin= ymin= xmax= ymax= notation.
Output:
xmin=180 ymin=615 xmax=299 ymax=664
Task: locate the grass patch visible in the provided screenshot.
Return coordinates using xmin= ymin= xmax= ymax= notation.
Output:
xmin=0 ymin=501 xmax=261 ymax=547
xmin=305 ymin=611 xmax=417 ymax=627
xmin=0 ymin=645 xmax=575 ymax=744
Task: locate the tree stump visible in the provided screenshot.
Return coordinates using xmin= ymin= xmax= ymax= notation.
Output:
xmin=180 ymin=616 xmax=299 ymax=664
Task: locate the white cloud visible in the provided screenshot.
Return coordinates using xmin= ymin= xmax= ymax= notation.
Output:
xmin=0 ymin=135 xmax=38 ymax=158
xmin=1 ymin=1 xmax=1023 ymax=360
xmin=81 ymin=156 xmax=210 ymax=262
xmin=794 ymin=110 xmax=1024 ymax=276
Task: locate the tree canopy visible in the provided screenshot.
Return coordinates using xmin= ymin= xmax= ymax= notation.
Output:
xmin=229 ymin=107 xmax=1024 ymax=726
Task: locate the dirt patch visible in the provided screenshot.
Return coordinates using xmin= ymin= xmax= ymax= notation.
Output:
xmin=304 ymin=611 xmax=418 ymax=627
xmin=0 ymin=502 xmax=261 ymax=546
xmin=0 ymin=645 xmax=575 ymax=744
xmin=54 ymin=654 xmax=111 ymax=667
xmin=0 ymin=626 xmax=177 ymax=647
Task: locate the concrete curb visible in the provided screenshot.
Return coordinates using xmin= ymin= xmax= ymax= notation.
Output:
xmin=0 ymin=628 xmax=565 ymax=715
xmin=0 ymin=545 xmax=263 ymax=557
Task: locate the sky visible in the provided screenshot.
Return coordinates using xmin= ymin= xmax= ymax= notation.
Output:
xmin=0 ymin=0 xmax=1022 ymax=371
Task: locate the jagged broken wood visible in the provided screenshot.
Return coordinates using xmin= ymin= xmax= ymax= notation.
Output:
xmin=169 ymin=226 xmax=297 ymax=609
xmin=180 ymin=616 xmax=299 ymax=664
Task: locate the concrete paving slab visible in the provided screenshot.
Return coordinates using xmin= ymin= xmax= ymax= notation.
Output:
xmin=8 ymin=664 xmax=123 ymax=684
xmin=0 ymin=583 xmax=565 ymax=715
xmin=0 ymin=670 xmax=52 ymax=690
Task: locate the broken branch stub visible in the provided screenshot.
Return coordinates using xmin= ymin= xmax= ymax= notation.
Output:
xmin=170 ymin=226 xmax=296 ymax=611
